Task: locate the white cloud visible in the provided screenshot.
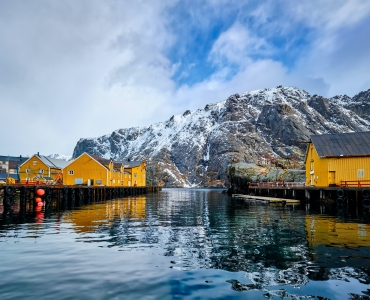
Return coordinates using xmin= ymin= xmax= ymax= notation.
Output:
xmin=209 ymin=23 xmax=268 ymax=65
xmin=0 ymin=0 xmax=369 ymax=157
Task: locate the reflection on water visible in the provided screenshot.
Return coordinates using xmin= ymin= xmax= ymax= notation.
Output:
xmin=1 ymin=188 xmax=370 ymax=299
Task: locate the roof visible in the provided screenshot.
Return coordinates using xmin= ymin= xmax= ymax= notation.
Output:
xmin=0 ymin=155 xmax=29 ymax=162
xmin=116 ymin=161 xmax=144 ymax=168
xmin=311 ymin=131 xmax=370 ymax=158
xmin=90 ymin=155 xmax=111 ymax=165
xmin=37 ymin=155 xmax=71 ymax=169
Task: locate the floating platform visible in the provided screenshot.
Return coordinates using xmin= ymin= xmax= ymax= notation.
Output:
xmin=233 ymin=194 xmax=300 ymax=204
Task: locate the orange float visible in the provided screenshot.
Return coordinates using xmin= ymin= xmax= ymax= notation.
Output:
xmin=35 ymin=197 xmax=42 ymax=203
xmin=36 ymin=189 xmax=45 ymax=196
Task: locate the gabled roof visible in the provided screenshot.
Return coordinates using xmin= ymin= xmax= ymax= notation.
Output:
xmin=311 ymin=131 xmax=370 ymax=158
xmin=90 ymin=155 xmax=111 ymax=165
xmin=116 ymin=161 xmax=145 ymax=168
xmin=19 ymin=154 xmax=71 ymax=169
xmin=37 ymin=155 xmax=71 ymax=169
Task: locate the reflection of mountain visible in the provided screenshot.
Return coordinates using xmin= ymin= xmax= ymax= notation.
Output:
xmin=64 ymin=197 xmax=146 ymax=233
xmin=69 ymin=189 xmax=370 ymax=291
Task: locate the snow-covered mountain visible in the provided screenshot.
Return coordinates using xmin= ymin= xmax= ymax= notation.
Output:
xmin=47 ymin=154 xmax=72 ymax=161
xmin=72 ymin=86 xmax=370 ymax=187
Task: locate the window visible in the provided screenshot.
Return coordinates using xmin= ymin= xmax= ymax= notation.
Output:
xmin=39 ymin=169 xmax=44 ymax=174
xmin=358 ymin=169 xmax=365 ymax=178
xmin=134 ymin=173 xmax=137 ymax=178
xmin=68 ymin=170 xmax=74 ymax=175
xmin=26 ymin=169 xmax=31 ymax=174
xmin=33 ymin=161 xmax=38 ymax=165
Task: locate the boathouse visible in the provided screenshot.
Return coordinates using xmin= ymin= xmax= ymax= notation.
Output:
xmin=63 ymin=153 xmax=113 ymax=186
xmin=118 ymin=161 xmax=146 ymax=187
xmin=305 ymin=131 xmax=370 ymax=187
xmin=62 ymin=153 xmax=146 ymax=187
xmin=19 ymin=154 xmax=69 ymax=183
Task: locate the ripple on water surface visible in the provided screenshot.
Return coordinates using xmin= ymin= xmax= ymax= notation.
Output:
xmin=0 ymin=188 xmax=370 ymax=299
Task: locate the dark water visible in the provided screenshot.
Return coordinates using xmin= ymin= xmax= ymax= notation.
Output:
xmin=1 ymin=189 xmax=370 ymax=299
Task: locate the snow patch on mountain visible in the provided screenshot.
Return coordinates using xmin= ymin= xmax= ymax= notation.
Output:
xmin=48 ymin=154 xmax=72 ymax=161
xmin=73 ymin=86 xmax=370 ymax=187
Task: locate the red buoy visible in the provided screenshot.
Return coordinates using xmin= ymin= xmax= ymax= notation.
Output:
xmin=35 ymin=197 xmax=42 ymax=203
xmin=36 ymin=189 xmax=45 ymax=196
xmin=37 ymin=202 xmax=44 ymax=207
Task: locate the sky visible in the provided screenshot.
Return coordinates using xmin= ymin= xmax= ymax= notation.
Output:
xmin=1 ymin=0 xmax=370 ymax=157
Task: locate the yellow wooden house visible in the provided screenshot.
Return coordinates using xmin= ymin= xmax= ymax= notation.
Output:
xmin=305 ymin=131 xmax=370 ymax=187
xmin=119 ymin=161 xmax=147 ymax=186
xmin=19 ymin=153 xmax=70 ymax=183
xmin=63 ymin=153 xmax=113 ymax=186
xmin=63 ymin=153 xmax=146 ymax=187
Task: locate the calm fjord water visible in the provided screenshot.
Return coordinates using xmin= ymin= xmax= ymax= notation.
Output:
xmin=1 ymin=188 xmax=370 ymax=299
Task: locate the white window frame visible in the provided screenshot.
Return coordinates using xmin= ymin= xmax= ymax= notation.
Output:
xmin=26 ymin=169 xmax=31 ymax=174
xmin=33 ymin=161 xmax=38 ymax=165
xmin=68 ymin=170 xmax=74 ymax=175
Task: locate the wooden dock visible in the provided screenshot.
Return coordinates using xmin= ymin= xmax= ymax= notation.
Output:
xmin=1 ymin=185 xmax=162 ymax=214
xmin=233 ymin=194 xmax=300 ymax=204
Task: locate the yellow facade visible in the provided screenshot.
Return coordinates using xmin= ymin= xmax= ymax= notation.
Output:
xmin=305 ymin=142 xmax=370 ymax=187
xmin=63 ymin=153 xmax=147 ymax=187
xmin=19 ymin=155 xmax=60 ymax=182
xmin=123 ymin=172 xmax=132 ymax=186
xmin=125 ymin=163 xmax=146 ymax=186
xmin=63 ymin=153 xmax=109 ymax=186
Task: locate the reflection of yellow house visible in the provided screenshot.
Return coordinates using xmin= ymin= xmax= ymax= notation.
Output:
xmin=19 ymin=153 xmax=69 ymax=182
xmin=306 ymin=215 xmax=370 ymax=247
xmin=64 ymin=197 xmax=146 ymax=233
xmin=305 ymin=132 xmax=370 ymax=187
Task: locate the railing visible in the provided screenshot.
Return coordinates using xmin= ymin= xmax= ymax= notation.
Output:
xmin=249 ymin=181 xmax=306 ymax=188
xmin=340 ymin=180 xmax=370 ymax=187
xmin=20 ymin=180 xmax=54 ymax=186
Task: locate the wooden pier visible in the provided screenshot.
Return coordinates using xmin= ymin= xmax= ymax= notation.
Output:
xmin=233 ymin=194 xmax=300 ymax=204
xmin=242 ymin=182 xmax=370 ymax=213
xmin=1 ymin=185 xmax=162 ymax=214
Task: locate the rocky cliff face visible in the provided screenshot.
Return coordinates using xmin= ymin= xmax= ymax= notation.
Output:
xmin=72 ymin=86 xmax=370 ymax=187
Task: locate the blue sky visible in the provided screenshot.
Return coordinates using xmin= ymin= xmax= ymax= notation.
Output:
xmin=0 ymin=0 xmax=370 ymax=156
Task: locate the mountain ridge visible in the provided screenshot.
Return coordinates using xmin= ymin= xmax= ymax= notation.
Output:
xmin=73 ymin=86 xmax=370 ymax=187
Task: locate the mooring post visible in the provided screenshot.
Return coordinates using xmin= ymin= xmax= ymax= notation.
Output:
xmin=305 ymin=190 xmax=310 ymax=202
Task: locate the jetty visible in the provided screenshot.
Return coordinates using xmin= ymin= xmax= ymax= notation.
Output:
xmin=1 ymin=185 xmax=162 ymax=214
xmin=233 ymin=194 xmax=300 ymax=204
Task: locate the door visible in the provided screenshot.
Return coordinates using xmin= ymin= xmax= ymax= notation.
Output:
xmin=310 ymin=161 xmax=314 ymax=186
xmin=328 ymin=171 xmax=335 ymax=186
